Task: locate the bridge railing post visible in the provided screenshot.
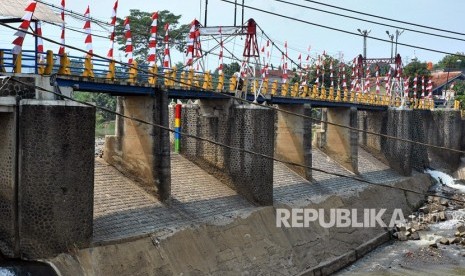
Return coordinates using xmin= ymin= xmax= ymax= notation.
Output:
xmin=13 ymin=53 xmax=21 ymax=74
xmin=57 ymin=53 xmax=70 ymax=75
xmin=43 ymin=50 xmax=54 ymax=75
xmin=217 ymin=72 xmax=224 ymax=91
xmin=128 ymin=61 xmax=138 ymax=84
xmin=82 ymin=55 xmax=94 ymax=78
xmin=107 ymin=60 xmax=116 ymax=81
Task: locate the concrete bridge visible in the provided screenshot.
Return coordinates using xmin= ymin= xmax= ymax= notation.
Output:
xmin=0 ymin=72 xmax=463 ymax=273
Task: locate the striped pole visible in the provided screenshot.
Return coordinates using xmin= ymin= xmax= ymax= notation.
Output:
xmin=174 ymin=104 xmax=182 ymax=153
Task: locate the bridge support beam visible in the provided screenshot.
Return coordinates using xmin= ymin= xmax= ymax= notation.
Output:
xmin=177 ymin=100 xmax=274 ymax=205
xmin=104 ymin=91 xmax=171 ymax=201
xmin=275 ymin=104 xmax=312 ymax=180
xmin=321 ymin=107 xmax=359 ymax=174
xmin=0 ymin=98 xmax=95 ymax=259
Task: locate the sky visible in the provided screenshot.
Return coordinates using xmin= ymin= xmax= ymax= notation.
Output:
xmin=2 ymin=0 xmax=465 ymax=70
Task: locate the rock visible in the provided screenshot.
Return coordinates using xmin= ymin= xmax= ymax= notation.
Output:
xmin=440 ymin=198 xmax=449 ymax=206
xmin=461 ymin=239 xmax=465 ymax=246
xmin=450 ymin=237 xmax=460 ymax=244
xmin=410 ymin=232 xmax=420 ymax=240
xmin=397 ymin=231 xmax=408 ymax=241
xmin=429 ymin=242 xmax=438 ymax=248
xmin=418 ymin=206 xmax=429 ymax=214
xmin=455 ymin=231 xmax=461 ymax=237
xmin=439 ymin=212 xmax=446 ymax=221
xmin=460 ymin=232 xmax=465 ymax=238
xmin=457 ymin=225 xmax=465 ymax=233
xmin=439 ymin=238 xmax=450 ymax=245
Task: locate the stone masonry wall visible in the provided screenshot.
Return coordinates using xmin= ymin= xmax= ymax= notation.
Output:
xmin=0 ymin=77 xmax=35 ymax=99
xmin=0 ymin=111 xmax=17 ymax=257
xmin=180 ymin=101 xmax=275 ymax=206
xmin=18 ymin=101 xmax=95 ymax=259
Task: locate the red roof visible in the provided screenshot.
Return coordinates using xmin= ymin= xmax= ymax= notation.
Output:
xmin=430 ymin=71 xmax=463 ymax=88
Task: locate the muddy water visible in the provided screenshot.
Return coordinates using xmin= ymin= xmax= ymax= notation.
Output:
xmin=338 ymin=170 xmax=465 ymax=275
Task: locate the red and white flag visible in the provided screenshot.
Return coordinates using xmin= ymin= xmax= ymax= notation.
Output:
xmin=58 ymin=0 xmax=65 ymax=55
xmin=12 ymin=0 xmax=37 ymax=54
xmin=218 ymin=27 xmax=224 ymax=74
xmin=375 ymin=68 xmax=380 ymax=94
xmin=163 ymin=23 xmax=170 ymax=68
xmin=364 ymin=67 xmax=370 ymax=93
xmin=148 ymin=12 xmax=158 ymax=65
xmin=421 ymin=76 xmax=425 ymax=98
xmin=427 ymin=78 xmax=433 ymax=98
xmin=124 ymin=17 xmax=133 ymax=64
xmin=107 ymin=0 xmax=118 ymax=59
xmin=36 ymin=21 xmax=44 ymax=61
xmin=83 ymin=5 xmax=93 ymax=56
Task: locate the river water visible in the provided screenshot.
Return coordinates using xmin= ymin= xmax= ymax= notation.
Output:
xmin=338 ymin=170 xmax=465 ymax=275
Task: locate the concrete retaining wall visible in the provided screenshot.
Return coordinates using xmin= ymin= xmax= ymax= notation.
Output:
xmin=358 ymin=109 xmax=462 ymax=175
xmin=104 ymin=92 xmax=171 ymax=200
xmin=48 ymin=174 xmax=432 ymax=275
xmin=275 ymin=104 xmax=312 ymax=180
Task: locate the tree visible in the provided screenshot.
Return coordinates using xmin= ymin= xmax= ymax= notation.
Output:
xmin=115 ymin=9 xmax=190 ymax=64
xmin=435 ymin=53 xmax=465 ymax=71
xmin=74 ymin=92 xmax=116 ymax=122
xmin=403 ymin=59 xmax=430 ymax=77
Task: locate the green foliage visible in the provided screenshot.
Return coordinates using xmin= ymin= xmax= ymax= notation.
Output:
xmin=115 ymin=10 xmax=189 ymax=64
xmin=74 ymin=92 xmax=116 ymax=122
xmin=403 ymin=59 xmax=431 ymax=77
xmin=435 ymin=53 xmax=465 ymax=70
xmin=454 ymin=80 xmax=465 ymax=96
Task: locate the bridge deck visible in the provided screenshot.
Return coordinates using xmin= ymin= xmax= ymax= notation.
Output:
xmin=93 ymin=148 xmax=405 ymax=244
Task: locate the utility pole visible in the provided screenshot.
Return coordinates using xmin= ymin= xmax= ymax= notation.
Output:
xmin=395 ymin=29 xmax=404 ymax=57
xmin=204 ymin=0 xmax=208 ymax=26
xmin=357 ymin=29 xmax=371 ymax=60
xmin=386 ymin=30 xmax=394 ymax=59
xmin=234 ymin=0 xmax=237 ymax=26
xmin=242 ymin=0 xmax=245 ymax=26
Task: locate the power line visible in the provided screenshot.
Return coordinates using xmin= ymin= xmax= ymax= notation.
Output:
xmin=5 ymin=75 xmax=465 ymax=206
xmin=273 ymin=0 xmax=465 ymax=43
xmin=300 ymin=0 xmax=465 ymax=37
xmin=2 ymin=21 xmax=465 ymax=156
xmin=218 ymin=0 xmax=465 ymax=59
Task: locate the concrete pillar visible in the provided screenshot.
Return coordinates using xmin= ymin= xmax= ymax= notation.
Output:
xmin=18 ymin=100 xmax=95 ymax=259
xmin=275 ymin=104 xmax=312 ymax=180
xmin=384 ymin=109 xmax=413 ymax=176
xmin=228 ymin=105 xmax=275 ymax=205
xmin=0 ymin=97 xmax=17 ymax=258
xmin=418 ymin=109 xmax=462 ymax=171
xmin=179 ymin=101 xmax=275 ymax=206
xmin=324 ymin=107 xmax=359 ymax=173
xmin=104 ymin=91 xmax=171 ymax=201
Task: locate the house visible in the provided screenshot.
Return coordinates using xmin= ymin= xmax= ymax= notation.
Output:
xmin=430 ymin=71 xmax=465 ymax=97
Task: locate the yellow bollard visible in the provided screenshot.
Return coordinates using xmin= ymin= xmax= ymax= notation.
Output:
xmin=180 ymin=71 xmax=186 ymax=88
xmin=43 ymin=50 xmax=54 ymax=75
xmin=187 ymin=69 xmax=194 ymax=89
xmin=454 ymin=100 xmax=461 ymax=110
xmin=262 ymin=79 xmax=269 ymax=95
xmin=343 ymin=88 xmax=349 ymax=102
xmin=82 ymin=55 xmax=95 ymax=78
xmin=229 ymin=75 xmax=237 ymax=92
xmin=350 ymin=91 xmax=355 ymax=102
xmin=58 ymin=53 xmax=70 ymax=75
xmin=163 ymin=69 xmax=171 ymax=87
xmin=250 ymin=79 xmax=256 ymax=94
xmin=217 ymin=72 xmax=224 ymax=91
xmin=281 ymin=82 xmax=289 ymax=96
xmin=328 ymin=87 xmax=335 ymax=101
xmin=128 ymin=61 xmax=138 ymax=84
xmin=311 ymin=85 xmax=318 ymax=99
xmin=291 ymin=82 xmax=299 ymax=97
xmin=271 ymin=80 xmax=278 ymax=95
xmin=148 ymin=64 xmax=158 ymax=85
xmin=0 ymin=50 xmax=5 ymax=73
xmin=320 ymin=86 xmax=326 ymax=100
xmin=335 ymin=88 xmax=341 ymax=101
xmin=106 ymin=60 xmax=116 ymax=81
xmin=170 ymin=66 xmax=177 ymax=88
xmin=302 ymin=85 xmax=309 ymax=98
xmin=13 ymin=53 xmax=22 ymax=74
